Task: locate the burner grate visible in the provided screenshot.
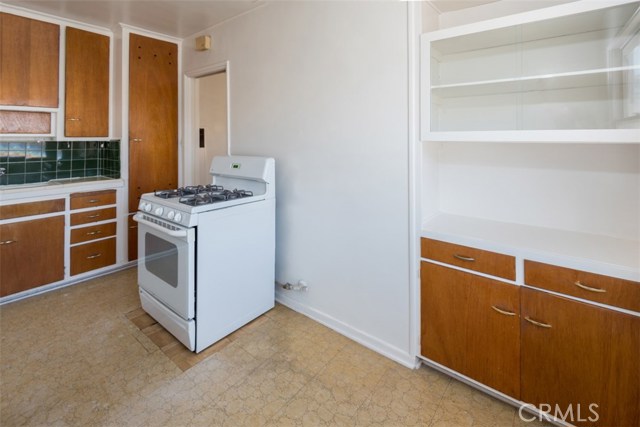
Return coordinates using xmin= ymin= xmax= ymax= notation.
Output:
xmin=178 ymin=189 xmax=254 ymax=206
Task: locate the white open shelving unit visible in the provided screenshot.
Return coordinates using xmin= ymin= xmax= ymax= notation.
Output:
xmin=421 ymin=0 xmax=640 ymax=142
xmin=420 ymin=0 xmax=640 ymax=284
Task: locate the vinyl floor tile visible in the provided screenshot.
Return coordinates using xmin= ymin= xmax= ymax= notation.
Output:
xmin=1 ymin=266 xmax=533 ymax=427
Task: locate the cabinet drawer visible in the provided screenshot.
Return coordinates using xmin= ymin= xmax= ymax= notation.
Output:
xmin=70 ymin=190 xmax=116 ymax=210
xmin=70 ymin=221 xmax=116 ymax=244
xmin=70 ymin=237 xmax=116 ymax=276
xmin=421 ymin=238 xmax=515 ymax=280
xmin=525 ymin=260 xmax=640 ymax=312
xmin=70 ymin=207 xmax=116 ymax=226
xmin=0 ymin=199 xmax=65 ymax=220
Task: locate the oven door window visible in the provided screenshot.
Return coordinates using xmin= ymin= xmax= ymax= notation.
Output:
xmin=145 ymin=233 xmax=178 ymax=288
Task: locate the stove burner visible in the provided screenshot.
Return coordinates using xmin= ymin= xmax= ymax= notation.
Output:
xmin=178 ymin=189 xmax=254 ymax=206
xmin=155 ymin=185 xmax=225 ymax=199
xmin=182 ymin=185 xmax=224 ymax=195
xmin=154 ymin=189 xmax=182 ymax=199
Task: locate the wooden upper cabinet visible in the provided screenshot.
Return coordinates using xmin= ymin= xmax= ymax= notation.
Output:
xmin=0 ymin=13 xmax=59 ymax=107
xmin=65 ymin=27 xmax=109 ymax=137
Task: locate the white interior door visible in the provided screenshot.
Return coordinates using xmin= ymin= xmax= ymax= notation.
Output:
xmin=195 ymin=72 xmax=229 ymax=184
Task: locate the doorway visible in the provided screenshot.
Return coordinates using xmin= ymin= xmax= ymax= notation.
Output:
xmin=193 ymin=71 xmax=229 ymax=184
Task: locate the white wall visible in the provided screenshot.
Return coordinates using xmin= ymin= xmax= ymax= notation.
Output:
xmin=425 ymin=143 xmax=640 ymax=241
xmin=183 ymin=2 xmax=413 ymax=365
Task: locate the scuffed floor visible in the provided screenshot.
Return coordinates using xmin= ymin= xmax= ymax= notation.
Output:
xmin=0 ymin=268 xmax=545 ymax=426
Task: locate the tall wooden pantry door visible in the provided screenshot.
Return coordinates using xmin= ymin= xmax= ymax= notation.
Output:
xmin=128 ymin=33 xmax=178 ymax=261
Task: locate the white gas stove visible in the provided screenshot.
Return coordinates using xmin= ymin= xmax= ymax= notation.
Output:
xmin=134 ymin=155 xmax=275 ymax=352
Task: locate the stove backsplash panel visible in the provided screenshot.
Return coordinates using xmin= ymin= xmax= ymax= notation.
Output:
xmin=0 ymin=140 xmax=120 ymax=186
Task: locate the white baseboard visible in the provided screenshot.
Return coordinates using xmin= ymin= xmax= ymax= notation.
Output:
xmin=276 ymin=290 xmax=419 ymax=369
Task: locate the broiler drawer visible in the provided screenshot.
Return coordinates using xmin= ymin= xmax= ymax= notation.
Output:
xmin=524 ymin=260 xmax=640 ymax=312
xmin=70 ymin=237 xmax=116 ymax=275
xmin=70 ymin=190 xmax=116 ymax=210
xmin=421 ymin=238 xmax=515 ymax=280
xmin=70 ymin=207 xmax=116 ymax=226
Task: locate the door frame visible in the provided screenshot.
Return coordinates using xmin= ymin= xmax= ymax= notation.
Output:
xmin=183 ymin=61 xmax=231 ymax=186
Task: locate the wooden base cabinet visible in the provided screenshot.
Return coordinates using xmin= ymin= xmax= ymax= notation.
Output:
xmin=0 ymin=216 xmax=64 ymax=297
xmin=521 ymin=287 xmax=640 ymax=427
xmin=69 ymin=190 xmax=117 ymax=276
xmin=421 ymin=261 xmax=521 ymax=397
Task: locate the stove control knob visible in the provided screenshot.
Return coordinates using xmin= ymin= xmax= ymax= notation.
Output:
xmin=155 ymin=207 xmax=164 ymax=216
xmin=144 ymin=203 xmax=152 ymax=212
xmin=174 ymin=213 xmax=183 ymax=222
xmin=167 ymin=211 xmax=175 ymax=220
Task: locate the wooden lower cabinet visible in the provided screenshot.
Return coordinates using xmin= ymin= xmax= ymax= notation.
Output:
xmin=70 ymin=237 xmax=116 ymax=276
xmin=521 ymin=287 xmax=640 ymax=427
xmin=128 ymin=213 xmax=138 ymax=261
xmin=0 ymin=215 xmax=64 ymax=297
xmin=421 ymin=261 xmax=521 ymax=397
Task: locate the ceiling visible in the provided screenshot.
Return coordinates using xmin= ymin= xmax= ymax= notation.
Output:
xmin=428 ymin=0 xmax=499 ymax=14
xmin=3 ymin=0 xmax=264 ymax=38
xmin=4 ymin=0 xmax=502 ymax=39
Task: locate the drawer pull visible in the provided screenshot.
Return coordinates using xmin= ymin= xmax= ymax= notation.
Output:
xmin=491 ymin=305 xmax=516 ymax=316
xmin=0 ymin=239 xmax=16 ymax=245
xmin=453 ymin=254 xmax=475 ymax=262
xmin=575 ymin=281 xmax=606 ymax=293
xmin=129 ymin=225 xmax=138 ymax=229
xmin=86 ymin=230 xmax=102 ymax=236
xmin=67 ymin=117 xmax=81 ymax=121
xmin=87 ymin=214 xmax=101 ymax=219
xmin=525 ymin=316 xmax=552 ymax=329
xmin=131 ymin=138 xmax=143 ymax=142
xmin=88 ymin=199 xmax=100 ymax=203
xmin=86 ymin=253 xmax=102 ymax=259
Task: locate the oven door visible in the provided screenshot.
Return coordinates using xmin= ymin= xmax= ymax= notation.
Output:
xmin=134 ymin=213 xmax=195 ymax=320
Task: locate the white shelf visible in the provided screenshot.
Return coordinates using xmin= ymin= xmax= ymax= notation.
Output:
xmin=423 ymin=129 xmax=640 ymax=143
xmin=421 ymin=0 xmax=640 ymax=141
xmin=431 ymin=66 xmax=639 ymax=98
xmin=422 ymin=214 xmax=640 ymax=282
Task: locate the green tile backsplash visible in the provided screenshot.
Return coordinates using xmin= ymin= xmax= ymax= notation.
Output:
xmin=0 ymin=140 xmax=120 ymax=186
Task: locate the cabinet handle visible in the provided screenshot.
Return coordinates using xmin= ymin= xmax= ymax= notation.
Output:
xmin=525 ymin=316 xmax=552 ymax=329
xmin=129 ymin=225 xmax=138 ymax=229
xmin=0 ymin=239 xmax=16 ymax=245
xmin=88 ymin=199 xmax=100 ymax=203
xmin=574 ymin=281 xmax=606 ymax=293
xmin=454 ymin=254 xmax=475 ymax=262
xmin=86 ymin=253 xmax=102 ymax=259
xmin=86 ymin=230 xmax=102 ymax=236
xmin=491 ymin=305 xmax=516 ymax=316
xmin=67 ymin=117 xmax=81 ymax=121
xmin=131 ymin=138 xmax=143 ymax=142
xmin=87 ymin=214 xmax=100 ymax=219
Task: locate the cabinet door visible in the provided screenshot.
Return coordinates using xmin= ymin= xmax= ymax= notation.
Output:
xmin=128 ymin=33 xmax=178 ymax=218
xmin=0 ymin=216 xmax=64 ymax=297
xmin=421 ymin=262 xmax=521 ymax=397
xmin=128 ymin=213 xmax=138 ymax=261
xmin=521 ymin=287 xmax=640 ymax=427
xmin=65 ymin=27 xmax=109 ymax=137
xmin=129 ymin=34 xmax=178 ymax=260
xmin=0 ymin=13 xmax=59 ymax=107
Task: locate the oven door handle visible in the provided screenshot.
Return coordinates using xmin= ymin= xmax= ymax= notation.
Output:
xmin=133 ymin=213 xmax=189 ymax=238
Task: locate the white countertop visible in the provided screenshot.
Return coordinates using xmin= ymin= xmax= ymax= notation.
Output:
xmin=422 ymin=214 xmax=639 ymax=282
xmin=0 ymin=177 xmax=125 ymax=203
